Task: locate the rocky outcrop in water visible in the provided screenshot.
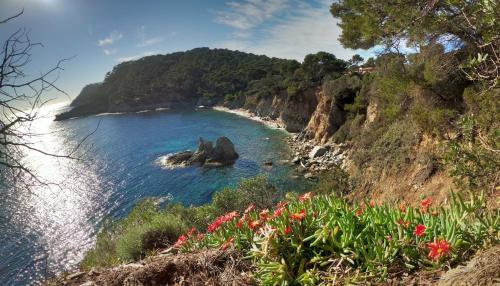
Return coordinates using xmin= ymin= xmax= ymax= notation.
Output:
xmin=166 ymin=137 xmax=239 ymax=168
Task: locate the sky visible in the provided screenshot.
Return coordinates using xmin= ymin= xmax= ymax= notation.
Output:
xmin=0 ymin=0 xmax=364 ymax=103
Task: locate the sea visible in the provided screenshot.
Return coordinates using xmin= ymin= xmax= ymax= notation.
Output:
xmin=0 ymin=103 xmax=308 ymax=285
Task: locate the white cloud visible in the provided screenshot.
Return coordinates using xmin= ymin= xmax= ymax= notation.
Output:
xmin=214 ymin=1 xmax=358 ymax=62
xmin=137 ymin=37 xmax=164 ymax=48
xmin=116 ymin=51 xmax=157 ymax=63
xmin=103 ymin=48 xmax=117 ymax=55
xmin=215 ymin=0 xmax=289 ymax=30
xmin=98 ymin=31 xmax=123 ymax=47
xmin=232 ymin=30 xmax=253 ymax=39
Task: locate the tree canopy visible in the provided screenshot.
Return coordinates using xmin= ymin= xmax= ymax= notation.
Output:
xmin=330 ymin=0 xmax=499 ymax=87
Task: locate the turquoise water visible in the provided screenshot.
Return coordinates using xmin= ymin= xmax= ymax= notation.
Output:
xmin=0 ymin=106 xmax=307 ymax=285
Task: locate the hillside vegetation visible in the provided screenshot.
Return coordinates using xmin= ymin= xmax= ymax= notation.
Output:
xmin=55 ymin=49 xmax=346 ymax=129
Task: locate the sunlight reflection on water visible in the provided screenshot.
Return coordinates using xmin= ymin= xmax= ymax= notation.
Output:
xmin=0 ymin=103 xmax=111 ymax=284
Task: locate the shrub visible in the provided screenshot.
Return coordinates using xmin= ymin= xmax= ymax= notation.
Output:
xmin=374 ymin=54 xmax=410 ymax=122
xmin=212 ymin=187 xmax=247 ymax=213
xmin=352 ymin=120 xmax=421 ymax=174
xmin=443 ymin=86 xmax=500 ymax=191
xmin=313 ymin=167 xmax=351 ymax=195
xmin=331 ymin=114 xmax=365 ymax=143
xmin=80 ymin=224 xmax=118 ymax=269
xmin=344 ymin=74 xmax=374 ymax=115
xmin=411 ymin=103 xmax=458 ymax=138
xmin=81 ymin=200 xmax=187 ymax=268
xmin=115 ymin=213 xmax=187 ymax=261
xmin=286 ymin=85 xmax=298 ymax=97
xmin=445 ymin=115 xmax=500 ymax=190
xmin=165 ymin=203 xmax=218 ymax=231
xmin=232 ymin=175 xmax=280 ymax=210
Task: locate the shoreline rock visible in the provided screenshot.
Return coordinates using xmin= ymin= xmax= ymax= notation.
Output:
xmin=163 ymin=137 xmax=239 ymax=168
xmin=286 ymin=133 xmax=349 ymax=177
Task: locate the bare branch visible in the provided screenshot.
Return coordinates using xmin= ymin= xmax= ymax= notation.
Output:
xmin=0 ymin=9 xmax=23 ymax=24
xmin=0 ymin=11 xmax=92 ymax=191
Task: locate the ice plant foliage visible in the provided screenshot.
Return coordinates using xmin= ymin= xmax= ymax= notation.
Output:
xmin=173 ymin=192 xmax=498 ymax=284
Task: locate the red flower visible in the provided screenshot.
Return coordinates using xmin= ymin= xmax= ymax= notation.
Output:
xmin=284 ymin=226 xmax=293 ymax=235
xmin=397 ymin=219 xmax=410 ymax=228
xmin=221 ymin=237 xmax=234 ymax=250
xmin=427 ymin=239 xmax=450 ymax=260
xmin=259 ymin=209 xmax=270 ymax=221
xmin=399 ymin=203 xmax=407 ymax=213
xmin=355 ymin=207 xmax=364 ymax=217
xmin=187 ymin=227 xmax=197 ymax=237
xmin=224 ymin=211 xmax=239 ymax=221
xmin=415 ymin=224 xmax=426 ymax=237
xmin=369 ymin=200 xmax=375 ymax=208
xmin=244 ymin=204 xmax=256 ymax=214
xmin=174 ymin=235 xmax=188 ymax=248
xmin=421 ymin=197 xmax=432 ymax=211
xmin=236 ymin=219 xmax=244 ymax=229
xmin=274 ymin=207 xmax=284 ymax=217
xmin=207 ymin=218 xmax=223 ymax=233
xmin=386 ymin=235 xmax=392 ymax=241
xmin=207 ymin=212 xmax=239 ymax=233
xmin=290 ymin=209 xmax=306 ymax=221
xmin=276 ymin=201 xmax=288 ymax=209
xmin=248 ymin=219 xmax=261 ymax=230
xmin=299 ymin=192 xmax=313 ymax=202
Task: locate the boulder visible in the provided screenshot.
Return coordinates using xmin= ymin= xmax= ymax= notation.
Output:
xmin=211 ymin=137 xmax=239 ymax=164
xmin=263 ymin=160 xmax=273 ymax=166
xmin=188 ymin=138 xmax=213 ymax=165
xmin=304 ymin=173 xmax=316 ymax=180
xmin=309 ymin=146 xmax=327 ymax=159
xmin=165 ymin=137 xmax=238 ymax=167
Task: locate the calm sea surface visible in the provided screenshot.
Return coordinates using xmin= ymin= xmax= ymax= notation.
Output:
xmin=0 ymin=104 xmax=307 ymax=285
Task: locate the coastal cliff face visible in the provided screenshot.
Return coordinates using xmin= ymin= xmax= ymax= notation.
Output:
xmin=240 ymin=88 xmax=319 ymax=132
xmin=304 ymin=89 xmax=344 ymax=143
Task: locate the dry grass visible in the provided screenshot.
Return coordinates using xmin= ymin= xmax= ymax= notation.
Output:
xmin=46 ymin=249 xmax=254 ymax=286
xmin=438 ymin=245 xmax=500 ymax=286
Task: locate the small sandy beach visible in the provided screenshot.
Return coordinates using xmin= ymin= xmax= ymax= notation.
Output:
xmin=212 ymin=106 xmax=287 ymax=131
